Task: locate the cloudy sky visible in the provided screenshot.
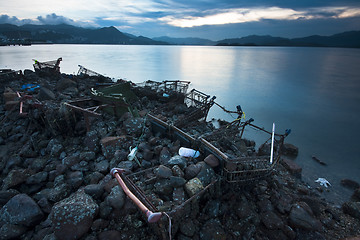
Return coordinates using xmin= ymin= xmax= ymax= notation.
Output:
xmin=1 ymin=0 xmax=360 ymax=40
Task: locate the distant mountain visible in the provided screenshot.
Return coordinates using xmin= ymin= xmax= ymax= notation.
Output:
xmin=152 ymin=36 xmax=216 ymax=45
xmin=216 ymin=31 xmax=360 ymax=48
xmin=0 ymin=23 xmax=359 ymax=48
xmin=0 ymin=23 xmax=167 ymax=45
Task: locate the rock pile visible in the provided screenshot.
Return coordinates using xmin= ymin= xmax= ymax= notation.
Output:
xmin=0 ymin=69 xmax=360 ymax=240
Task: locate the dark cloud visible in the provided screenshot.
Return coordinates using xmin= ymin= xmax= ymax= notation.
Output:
xmin=0 ymin=15 xmax=36 ymax=25
xmin=0 ymin=13 xmax=96 ymax=27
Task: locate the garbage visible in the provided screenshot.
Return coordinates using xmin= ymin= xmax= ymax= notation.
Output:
xmin=178 ymin=147 xmax=200 ymax=158
xmin=315 ymin=177 xmax=331 ymax=187
xmin=128 ymin=146 xmax=141 ymax=167
xmin=32 ymin=58 xmax=62 ymax=75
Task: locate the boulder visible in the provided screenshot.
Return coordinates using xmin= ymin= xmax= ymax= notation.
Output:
xmin=0 ymin=223 xmax=27 ymax=240
xmin=156 ymin=165 xmax=173 ymax=179
xmin=196 ymin=161 xmax=216 ymax=186
xmin=0 ymin=193 xmax=44 ymax=226
xmin=38 ymin=87 xmax=56 ymax=101
xmin=281 ymin=143 xmax=299 ymax=156
xmin=204 ymin=154 xmax=220 ymax=168
xmin=261 ymin=211 xmax=284 ymax=230
xmin=185 ymin=178 xmax=204 ymax=197
xmin=159 ymin=147 xmax=172 ymax=165
xmin=342 ymin=201 xmax=360 ymax=220
xmin=50 ymin=191 xmax=99 ymax=240
xmin=289 ymin=202 xmax=322 ymax=231
xmin=105 ymin=185 xmax=125 ymax=210
xmin=281 ymin=158 xmax=302 ymax=178
xmin=168 ymin=155 xmax=187 ymax=169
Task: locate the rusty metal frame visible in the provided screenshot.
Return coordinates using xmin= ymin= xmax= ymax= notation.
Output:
xmin=63 ymin=99 xmax=108 ymax=131
xmin=77 ymin=65 xmax=103 ymax=77
xmin=33 ymin=57 xmax=62 ymax=73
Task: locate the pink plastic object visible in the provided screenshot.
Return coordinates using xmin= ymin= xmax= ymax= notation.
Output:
xmin=110 ymin=168 xmax=162 ymax=223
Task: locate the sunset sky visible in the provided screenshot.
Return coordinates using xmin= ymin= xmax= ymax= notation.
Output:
xmin=1 ymin=0 xmax=360 ymax=40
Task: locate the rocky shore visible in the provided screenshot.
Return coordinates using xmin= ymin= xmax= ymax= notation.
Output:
xmin=1 ymin=68 xmax=360 ymax=240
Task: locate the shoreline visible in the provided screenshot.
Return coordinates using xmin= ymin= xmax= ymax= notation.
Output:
xmin=0 ymin=68 xmax=360 ymax=239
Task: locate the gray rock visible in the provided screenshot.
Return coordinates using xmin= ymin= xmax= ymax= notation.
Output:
xmin=200 ymin=218 xmax=226 ymax=240
xmin=179 ymin=218 xmax=197 ymax=237
xmin=80 ymin=151 xmax=96 ymax=161
xmin=171 ymin=165 xmax=185 ymax=178
xmin=169 ymin=176 xmax=186 ymax=188
xmin=2 ymin=169 xmax=28 ymax=190
xmin=95 ymin=160 xmax=109 ymax=174
xmin=184 ymin=163 xmax=201 ymax=180
xmin=26 ymin=171 xmax=48 ymax=185
xmin=50 ymin=191 xmax=99 ymax=240
xmin=168 ymin=155 xmax=187 ymax=169
xmin=196 ymin=161 xmax=216 ymax=186
xmin=117 ymin=160 xmax=135 ymax=172
xmin=67 ymin=171 xmax=84 ymax=189
xmin=289 ymin=202 xmax=322 ymax=231
xmin=0 ymin=223 xmax=27 ymax=240
xmin=156 ymin=165 xmax=173 ymax=179
xmin=106 ymin=185 xmax=125 ymax=209
xmin=204 ymin=199 xmax=221 ymax=218
xmin=123 ymin=117 xmax=144 ymax=137
xmin=159 ymin=147 xmax=171 ymax=165
xmin=56 ymin=78 xmax=77 ymax=91
xmin=352 ymin=188 xmax=360 ymax=202
xmin=173 ymin=187 xmax=186 ymax=204
xmin=84 ymin=130 xmax=100 ymax=152
xmin=98 ymin=230 xmax=122 ymax=240
xmin=184 ymin=178 xmax=204 ymax=197
xmin=0 ymin=189 xmax=19 ymax=206
xmin=38 ymin=87 xmax=56 ymax=101
xmin=0 ymin=193 xmax=44 ymax=226
xmin=154 ymin=179 xmax=173 ymax=196
xmin=281 ymin=143 xmax=299 ymax=156
xmin=342 ymin=201 xmax=360 ymax=219
xmin=84 ymin=184 xmax=104 ymax=200
xmin=204 ymin=154 xmax=219 ymax=168
xmin=261 ymin=211 xmax=284 ymax=230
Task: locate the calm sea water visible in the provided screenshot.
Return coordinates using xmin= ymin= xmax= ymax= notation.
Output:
xmin=1 ymin=44 xmax=360 ymax=204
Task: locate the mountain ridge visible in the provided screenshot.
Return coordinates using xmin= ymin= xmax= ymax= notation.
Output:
xmin=0 ymin=23 xmax=359 ymax=48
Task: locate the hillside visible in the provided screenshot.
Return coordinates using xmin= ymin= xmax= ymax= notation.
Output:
xmin=0 ymin=23 xmax=167 ymax=45
xmin=216 ymin=31 xmax=360 ymax=48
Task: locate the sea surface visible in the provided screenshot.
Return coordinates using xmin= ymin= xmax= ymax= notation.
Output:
xmin=1 ymin=44 xmax=360 ymax=204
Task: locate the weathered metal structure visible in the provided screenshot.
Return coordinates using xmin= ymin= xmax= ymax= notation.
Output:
xmin=33 ymin=58 xmax=62 ymax=74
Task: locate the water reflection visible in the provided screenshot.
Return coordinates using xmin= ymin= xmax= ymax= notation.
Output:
xmin=1 ymin=45 xmax=360 ymax=203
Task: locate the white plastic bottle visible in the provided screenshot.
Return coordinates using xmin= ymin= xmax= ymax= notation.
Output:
xmin=178 ymin=147 xmax=200 ymax=158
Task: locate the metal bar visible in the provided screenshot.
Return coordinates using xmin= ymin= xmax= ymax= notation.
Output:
xmin=63 ymin=102 xmax=102 ymax=117
xmin=110 ymin=168 xmax=163 ymax=223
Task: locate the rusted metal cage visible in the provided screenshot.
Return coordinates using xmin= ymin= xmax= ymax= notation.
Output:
xmin=77 ymin=65 xmax=103 ymax=77
xmin=142 ymin=80 xmax=191 ymax=94
xmin=175 ymin=89 xmax=216 ymax=127
xmin=33 ymin=58 xmax=62 ymax=74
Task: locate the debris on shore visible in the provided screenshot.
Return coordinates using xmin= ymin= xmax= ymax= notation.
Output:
xmin=1 ymin=60 xmax=360 ymax=240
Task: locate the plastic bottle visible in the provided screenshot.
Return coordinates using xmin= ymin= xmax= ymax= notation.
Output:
xmin=178 ymin=147 xmax=200 ymax=158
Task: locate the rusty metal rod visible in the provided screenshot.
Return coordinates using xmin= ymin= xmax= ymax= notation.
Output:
xmin=110 ymin=168 xmax=163 ymax=223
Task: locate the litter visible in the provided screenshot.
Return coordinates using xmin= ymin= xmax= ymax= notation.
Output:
xmin=315 ymin=178 xmax=331 ymax=187
xmin=178 ymin=147 xmax=200 ymax=158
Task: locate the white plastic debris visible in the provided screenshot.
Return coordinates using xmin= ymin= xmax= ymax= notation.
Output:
xmin=128 ymin=146 xmax=141 ymax=166
xmin=315 ymin=178 xmax=331 ymax=188
xmin=178 ymin=147 xmax=200 ymax=158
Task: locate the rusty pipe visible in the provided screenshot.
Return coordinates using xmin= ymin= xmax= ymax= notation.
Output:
xmin=110 ymin=168 xmax=162 ymax=223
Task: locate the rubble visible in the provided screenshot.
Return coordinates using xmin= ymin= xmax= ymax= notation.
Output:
xmin=0 ymin=63 xmax=360 ymax=240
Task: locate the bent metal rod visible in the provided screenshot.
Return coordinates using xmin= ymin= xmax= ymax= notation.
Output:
xmin=110 ymin=168 xmax=163 ymax=223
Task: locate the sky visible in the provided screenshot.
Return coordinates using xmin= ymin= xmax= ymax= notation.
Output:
xmin=1 ymin=0 xmax=360 ymax=40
